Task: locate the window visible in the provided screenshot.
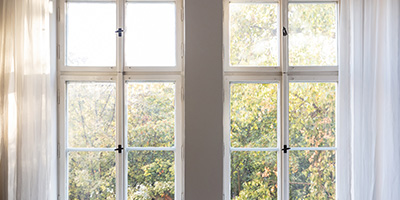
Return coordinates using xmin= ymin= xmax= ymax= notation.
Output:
xmin=57 ymin=0 xmax=184 ymax=199
xmin=223 ymin=0 xmax=338 ymax=199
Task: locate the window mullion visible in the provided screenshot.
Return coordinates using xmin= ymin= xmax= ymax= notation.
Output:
xmin=117 ymin=0 xmax=124 ymax=73
xmin=280 ymin=0 xmax=289 ymax=199
xmin=116 ymin=1 xmax=125 ymax=199
xmin=280 ymin=74 xmax=290 ymax=200
xmin=116 ymin=73 xmax=125 ymax=200
xmin=280 ymin=0 xmax=289 ymax=73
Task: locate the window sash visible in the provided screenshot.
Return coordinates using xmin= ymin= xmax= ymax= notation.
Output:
xmin=223 ymin=0 xmax=339 ymax=199
xmin=58 ymin=0 xmax=184 ymax=72
xmin=58 ymin=75 xmax=183 ymax=200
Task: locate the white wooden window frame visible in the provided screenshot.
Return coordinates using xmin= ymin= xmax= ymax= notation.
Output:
xmin=57 ymin=0 xmax=184 ymax=72
xmin=57 ymin=0 xmax=185 ymax=199
xmin=223 ymin=0 xmax=339 ymax=199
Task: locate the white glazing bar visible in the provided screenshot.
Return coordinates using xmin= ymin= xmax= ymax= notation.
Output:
xmin=226 ymin=67 xmax=282 ymax=73
xmin=123 ymin=77 xmax=129 ymax=200
xmin=280 ymin=0 xmax=289 ymax=199
xmin=281 ymin=0 xmax=288 ymax=73
xmin=222 ymin=78 xmax=231 ymax=200
xmin=117 ymin=0 xmax=124 ymax=72
xmin=58 ymin=0 xmax=66 ymax=70
xmin=60 ymin=66 xmax=116 ymax=72
xmin=281 ymin=73 xmax=289 ymax=200
xmin=277 ymin=81 xmax=282 ymax=200
xmin=67 ymin=148 xmax=115 ymax=151
xmin=288 ymin=66 xmax=338 ymax=72
xmin=288 ymin=75 xmax=338 ymax=82
xmin=224 ymin=73 xmax=281 ymax=80
xmin=177 ymin=0 xmax=184 ymax=72
xmin=290 ymin=147 xmax=337 ymax=151
xmin=230 ymin=147 xmax=279 ymax=151
xmin=116 ymin=73 xmax=124 ymax=200
xmin=125 ymin=147 xmax=176 ymax=151
xmin=58 ymin=77 xmax=67 ymax=199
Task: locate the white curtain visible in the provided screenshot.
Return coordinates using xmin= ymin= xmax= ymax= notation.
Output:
xmin=338 ymin=0 xmax=400 ymax=199
xmin=0 ymin=0 xmax=57 ymax=199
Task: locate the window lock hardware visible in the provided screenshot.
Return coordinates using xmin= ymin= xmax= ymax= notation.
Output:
xmin=282 ymin=145 xmax=291 ymax=153
xmin=283 ymin=27 xmax=288 ymax=36
xmin=115 ymin=28 xmax=124 ymax=37
xmin=114 ymin=145 xmax=124 ymax=153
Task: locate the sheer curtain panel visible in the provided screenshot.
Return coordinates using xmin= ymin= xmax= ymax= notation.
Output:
xmin=0 ymin=0 xmax=57 ymax=199
xmin=339 ymin=0 xmax=400 ymax=199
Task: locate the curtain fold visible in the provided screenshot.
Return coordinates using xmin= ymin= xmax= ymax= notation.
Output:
xmin=339 ymin=0 xmax=400 ymax=199
xmin=0 ymin=0 xmax=56 ymax=199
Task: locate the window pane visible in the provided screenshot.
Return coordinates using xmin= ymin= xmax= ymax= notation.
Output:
xmin=230 ymin=3 xmax=279 ymax=66
xmin=126 ymin=82 xmax=175 ymax=147
xmin=289 ymin=3 xmax=337 ymax=66
xmin=68 ymin=151 xmax=116 ymax=199
xmin=229 ymin=3 xmax=279 ymax=66
xmin=230 ymin=83 xmax=278 ymax=148
xmin=128 ymin=151 xmax=175 ymax=199
xmin=66 ymin=3 xmax=116 ymax=66
xmin=67 ymin=82 xmax=116 ymax=148
xmin=125 ymin=3 xmax=176 ymax=67
xmin=289 ymin=150 xmax=335 ymax=199
xmin=289 ymin=83 xmax=336 ymax=147
xmin=231 ymin=151 xmax=277 ymax=199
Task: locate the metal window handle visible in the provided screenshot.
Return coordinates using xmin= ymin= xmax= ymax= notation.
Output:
xmin=115 ymin=28 xmax=124 ymax=37
xmin=114 ymin=145 xmax=124 ymax=153
xmin=282 ymin=145 xmax=291 ymax=153
xmin=283 ymin=27 xmax=288 ymax=36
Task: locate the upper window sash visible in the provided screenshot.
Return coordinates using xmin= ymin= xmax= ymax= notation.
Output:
xmin=58 ymin=0 xmax=183 ymax=72
xmin=223 ymin=0 xmax=339 ymax=73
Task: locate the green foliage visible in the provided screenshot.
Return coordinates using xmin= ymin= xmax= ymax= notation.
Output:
xmin=231 ymin=151 xmax=278 ymax=199
xmin=230 ymin=82 xmax=336 ymax=200
xmin=230 ymin=4 xmax=279 ymax=66
xmin=288 ymin=4 xmax=337 ymax=66
xmin=127 ymin=151 xmax=175 ymax=200
xmin=127 ymin=83 xmax=175 ymax=147
xmin=230 ymin=83 xmax=278 ymax=148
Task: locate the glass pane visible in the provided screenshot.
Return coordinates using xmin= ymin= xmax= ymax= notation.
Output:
xmin=125 ymin=3 xmax=176 ymax=66
xmin=231 ymin=151 xmax=277 ymax=199
xmin=289 ymin=3 xmax=337 ymax=66
xmin=126 ymin=82 xmax=175 ymax=147
xmin=289 ymin=83 xmax=336 ymax=147
xmin=230 ymin=83 xmax=278 ymax=148
xmin=230 ymin=3 xmax=279 ymax=66
xmin=67 ymin=82 xmax=116 ymax=148
xmin=68 ymin=151 xmax=116 ymax=199
xmin=289 ymin=150 xmax=336 ymax=199
xmin=128 ymin=151 xmax=175 ymax=199
xmin=66 ymin=3 xmax=116 ymax=66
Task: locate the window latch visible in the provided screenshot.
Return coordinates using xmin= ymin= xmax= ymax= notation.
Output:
xmin=283 ymin=27 xmax=288 ymax=36
xmin=114 ymin=145 xmax=124 ymax=153
xmin=282 ymin=145 xmax=291 ymax=153
xmin=115 ymin=28 xmax=124 ymax=37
